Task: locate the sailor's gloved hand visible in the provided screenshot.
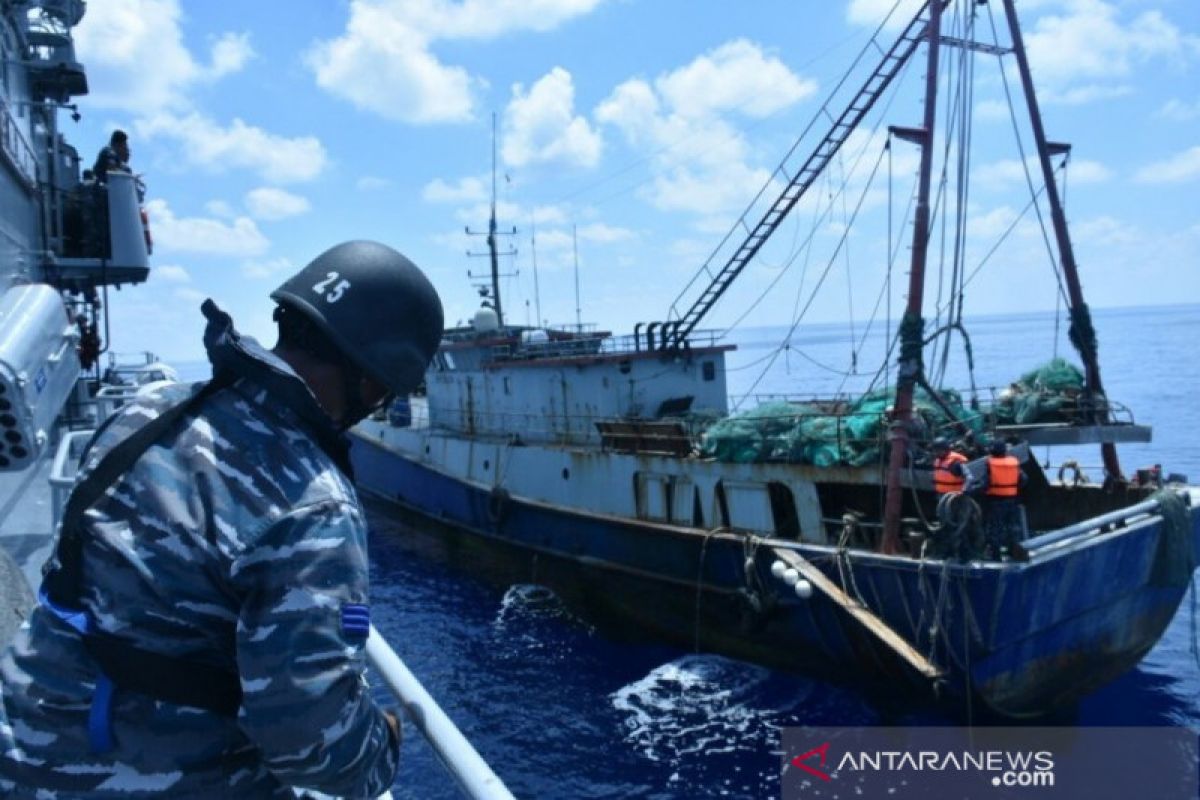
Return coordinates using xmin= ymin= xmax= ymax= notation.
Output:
xmin=384 ymin=710 xmax=401 ymax=744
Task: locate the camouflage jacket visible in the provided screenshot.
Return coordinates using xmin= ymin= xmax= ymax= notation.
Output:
xmin=0 ymin=302 xmax=399 ymax=798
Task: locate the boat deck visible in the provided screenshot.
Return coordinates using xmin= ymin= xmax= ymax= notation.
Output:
xmin=0 ymin=455 xmax=56 ymax=646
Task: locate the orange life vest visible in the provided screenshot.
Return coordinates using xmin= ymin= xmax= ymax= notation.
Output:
xmin=933 ymin=451 xmax=968 ymax=494
xmin=986 ymin=455 xmax=1020 ymax=498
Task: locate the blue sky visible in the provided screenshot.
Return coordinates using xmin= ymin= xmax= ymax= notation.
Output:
xmin=68 ymin=0 xmax=1199 ymax=363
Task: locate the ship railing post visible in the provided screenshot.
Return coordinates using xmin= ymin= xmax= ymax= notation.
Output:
xmin=365 ymin=625 xmax=516 ymax=800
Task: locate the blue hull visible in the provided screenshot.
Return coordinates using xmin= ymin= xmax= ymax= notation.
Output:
xmin=352 ymin=436 xmax=1200 ymax=717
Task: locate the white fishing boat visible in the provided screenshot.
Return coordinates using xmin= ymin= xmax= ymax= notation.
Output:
xmin=351 ymin=0 xmax=1200 ymax=718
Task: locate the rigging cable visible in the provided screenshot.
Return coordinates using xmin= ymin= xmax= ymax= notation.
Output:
xmin=837 ymin=149 xmax=858 ymax=373
xmin=732 ymin=141 xmax=891 ymax=410
xmin=984 ymin=2 xmax=1070 ymax=310
xmin=719 ymin=61 xmax=912 ymax=350
xmin=722 ymin=50 xmax=920 ymax=395
xmin=960 ymin=161 xmax=1068 ymax=290
xmin=934 ymin=4 xmax=979 ymax=392
xmin=670 ymin=0 xmax=920 ymax=331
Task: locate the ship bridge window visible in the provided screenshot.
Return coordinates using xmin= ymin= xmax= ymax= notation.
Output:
xmin=702 ymin=361 xmax=715 ymax=381
xmin=436 ymin=352 xmax=456 ymax=371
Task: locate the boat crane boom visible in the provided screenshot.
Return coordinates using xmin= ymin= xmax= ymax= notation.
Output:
xmin=655 ymin=1 xmax=946 ymax=350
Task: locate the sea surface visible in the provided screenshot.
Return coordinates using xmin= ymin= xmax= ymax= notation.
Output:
xmin=355 ymin=304 xmax=1200 ymax=799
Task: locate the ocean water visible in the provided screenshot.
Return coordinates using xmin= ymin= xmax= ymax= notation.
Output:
xmin=365 ymin=304 xmax=1200 ymax=799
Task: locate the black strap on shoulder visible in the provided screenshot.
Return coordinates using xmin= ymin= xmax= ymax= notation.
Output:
xmin=43 ymin=373 xmax=244 ymax=717
xmin=62 ymin=375 xmax=234 ymax=545
xmin=82 ymin=629 xmax=242 ymax=717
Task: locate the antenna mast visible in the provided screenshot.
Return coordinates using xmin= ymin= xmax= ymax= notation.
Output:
xmin=531 ymin=218 xmax=543 ymax=326
xmin=466 ymin=113 xmax=516 ymax=327
xmin=572 ymin=224 xmax=582 ymax=331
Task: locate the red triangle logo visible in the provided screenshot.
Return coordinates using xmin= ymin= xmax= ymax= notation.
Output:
xmin=791 ymin=742 xmax=832 ymax=782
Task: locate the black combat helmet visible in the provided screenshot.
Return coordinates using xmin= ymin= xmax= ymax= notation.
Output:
xmin=271 ymin=240 xmax=443 ymax=395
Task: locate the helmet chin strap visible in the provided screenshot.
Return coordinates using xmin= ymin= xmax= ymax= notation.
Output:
xmin=336 ymin=364 xmax=392 ymax=433
xmin=337 ymin=367 xmax=370 ymax=432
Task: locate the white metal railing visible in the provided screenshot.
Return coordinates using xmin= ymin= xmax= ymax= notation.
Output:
xmin=0 ymin=98 xmax=37 ymax=187
xmin=48 ymin=428 xmax=94 ymax=531
xmin=93 ymin=384 xmax=140 ymax=422
xmin=1023 ymin=494 xmax=1173 ymax=554
xmin=366 ymin=625 xmax=516 ymax=800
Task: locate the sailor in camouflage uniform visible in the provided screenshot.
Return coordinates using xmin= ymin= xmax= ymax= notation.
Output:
xmin=0 ymin=241 xmax=443 ymax=798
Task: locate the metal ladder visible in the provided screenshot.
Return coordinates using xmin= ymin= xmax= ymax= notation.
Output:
xmin=661 ymin=1 xmax=938 ymax=350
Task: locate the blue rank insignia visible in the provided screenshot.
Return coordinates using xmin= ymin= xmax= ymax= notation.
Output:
xmin=341 ymin=604 xmax=370 ymax=643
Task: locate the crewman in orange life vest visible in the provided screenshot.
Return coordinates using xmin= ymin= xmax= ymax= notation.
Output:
xmin=931 ymin=437 xmax=969 ymax=495
xmin=973 ymin=438 xmax=1029 ymax=561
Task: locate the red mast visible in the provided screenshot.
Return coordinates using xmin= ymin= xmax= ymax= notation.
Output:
xmin=1001 ymin=0 xmax=1122 ymax=483
xmin=881 ymin=1 xmax=943 ymax=553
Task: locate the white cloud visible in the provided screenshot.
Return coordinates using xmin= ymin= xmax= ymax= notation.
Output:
xmin=1159 ymin=98 xmax=1200 ymax=121
xmin=308 ymin=0 xmax=605 ymax=124
xmin=975 ymin=99 xmax=1010 ymax=122
xmin=357 ymin=176 xmax=393 ymax=191
xmin=73 ymin=0 xmax=197 ymax=111
xmin=137 ymin=113 xmax=328 ymax=183
xmin=976 ymin=156 xmax=1111 ymax=188
xmin=1135 ymin=147 xmax=1200 ymax=184
xmin=577 ymin=222 xmax=634 ymax=244
xmin=502 ymin=68 xmax=602 ymax=169
xmin=423 ymin=176 xmax=487 ymax=203
xmin=1072 ymin=216 xmax=1138 ymax=247
xmin=145 ymin=198 xmax=269 ymax=257
xmin=1024 ymin=1 xmax=1200 ymax=98
xmin=207 ymin=32 xmax=255 ymax=79
xmin=205 ymin=200 xmax=235 ymax=219
xmin=654 ymin=39 xmax=817 ymax=120
xmin=595 ymin=40 xmax=815 ymax=223
xmin=74 ymin=0 xmax=252 ymax=111
xmin=846 ymin=0 xmax=925 ymax=30
xmin=307 ymin=4 xmax=474 ymax=124
xmin=968 ymin=206 xmax=1023 ymax=240
xmin=242 ymin=257 xmax=295 ymax=280
xmin=1067 ymin=160 xmax=1113 ymax=184
xmin=1040 ymin=84 xmax=1132 ymax=106
xmin=153 ymin=264 xmax=191 ymax=283
xmin=244 ymin=188 xmax=312 ymax=221
xmin=174 ymin=287 xmax=209 ymax=305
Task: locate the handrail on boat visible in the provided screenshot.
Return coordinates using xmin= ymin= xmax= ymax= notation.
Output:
xmin=366 ymin=625 xmax=517 ymax=800
xmin=1023 ymin=491 xmax=1188 ymax=554
xmin=48 ymin=429 xmax=96 ymax=531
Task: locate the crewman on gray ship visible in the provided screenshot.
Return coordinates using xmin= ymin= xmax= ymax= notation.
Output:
xmin=0 ymin=240 xmax=443 ymax=798
xmin=91 ymin=129 xmax=131 ymax=183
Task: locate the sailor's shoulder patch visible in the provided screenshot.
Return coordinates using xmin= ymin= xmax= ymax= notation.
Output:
xmin=341 ymin=604 xmax=370 ymax=643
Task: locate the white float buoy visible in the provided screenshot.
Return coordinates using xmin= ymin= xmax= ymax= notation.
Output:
xmin=794 ymin=579 xmax=813 ymax=599
xmin=770 ymin=560 xmax=787 ymax=579
xmin=783 ymin=568 xmax=800 ymax=587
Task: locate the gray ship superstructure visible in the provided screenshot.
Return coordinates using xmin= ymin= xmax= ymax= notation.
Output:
xmin=0 ymin=0 xmax=152 ymax=637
